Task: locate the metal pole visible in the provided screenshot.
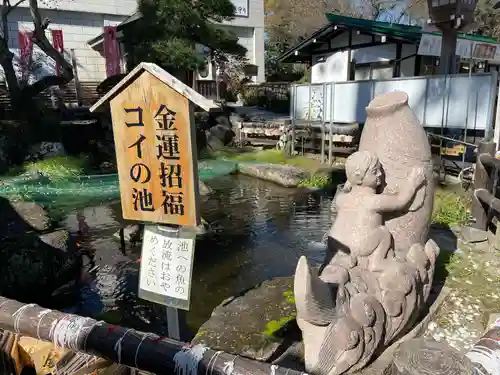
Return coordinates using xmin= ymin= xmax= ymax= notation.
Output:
xmin=321 ymin=84 xmax=326 ymax=163
xmin=462 ymin=58 xmax=472 ymax=163
xmin=439 ymin=29 xmax=458 ymax=75
xmin=329 ymin=83 xmax=335 ymax=166
xmin=166 ymin=306 xmax=182 ymax=340
xmin=159 ymin=224 xmax=187 ymax=341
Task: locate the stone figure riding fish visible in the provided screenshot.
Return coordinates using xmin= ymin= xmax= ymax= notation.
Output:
xmin=293 ymin=91 xmax=440 ymax=375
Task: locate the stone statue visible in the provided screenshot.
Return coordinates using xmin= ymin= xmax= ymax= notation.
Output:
xmin=293 ymin=91 xmax=440 ymax=375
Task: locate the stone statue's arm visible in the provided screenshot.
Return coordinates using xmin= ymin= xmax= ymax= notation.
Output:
xmin=370 ymin=168 xmax=425 ymax=213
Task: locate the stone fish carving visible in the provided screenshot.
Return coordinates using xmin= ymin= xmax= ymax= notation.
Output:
xmin=293 ymin=91 xmax=440 ymax=375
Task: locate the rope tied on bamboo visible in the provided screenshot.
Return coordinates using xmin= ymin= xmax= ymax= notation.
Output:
xmin=50 ymin=314 xmax=95 ymax=351
xmin=174 ymin=344 xmax=208 ymax=375
xmin=222 ymin=355 xmax=239 ymax=375
xmin=206 ymin=350 xmax=223 ymax=375
xmin=114 ymin=328 xmax=133 ymax=364
xmin=135 ymin=333 xmax=158 ymax=369
xmin=12 ymin=303 xmax=36 ymax=333
xmin=36 ymin=309 xmax=52 ymax=340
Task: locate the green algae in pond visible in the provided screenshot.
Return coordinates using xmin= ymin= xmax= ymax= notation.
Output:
xmin=283 ymin=289 xmax=295 ymax=304
xmin=263 ymin=313 xmax=297 ymax=337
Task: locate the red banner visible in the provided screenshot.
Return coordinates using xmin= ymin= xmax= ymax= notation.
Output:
xmin=103 ymin=26 xmax=121 ymax=77
xmin=18 ymin=31 xmax=33 ymax=81
xmin=51 ymin=29 xmax=64 ymax=75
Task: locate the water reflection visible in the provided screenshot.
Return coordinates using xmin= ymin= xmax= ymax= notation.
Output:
xmin=61 ymin=175 xmax=335 ymax=332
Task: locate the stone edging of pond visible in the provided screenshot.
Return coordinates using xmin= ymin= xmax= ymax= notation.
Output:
xmin=0 ymin=196 xmax=82 ymax=307
xmin=190 ymin=276 xmax=451 ymax=373
xmin=236 ymin=162 xmax=344 ymax=190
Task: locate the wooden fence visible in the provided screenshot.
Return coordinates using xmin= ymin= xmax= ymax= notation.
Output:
xmin=252 ymin=82 xmax=290 ymax=100
xmin=195 ymin=81 xmax=227 ymax=100
xmin=0 ymin=81 xmax=103 ymax=113
xmin=472 ymin=141 xmax=500 ymax=238
xmin=0 ymin=80 xmax=292 ymax=113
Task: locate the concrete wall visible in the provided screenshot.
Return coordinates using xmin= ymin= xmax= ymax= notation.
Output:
xmin=311 ymin=31 xmax=418 ymax=84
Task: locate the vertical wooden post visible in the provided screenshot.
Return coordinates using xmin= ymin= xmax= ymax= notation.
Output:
xmin=328 ymin=123 xmax=333 ymax=166
xmin=473 ymin=141 xmax=496 ymax=230
xmin=321 ymin=123 xmax=325 ymax=164
xmin=70 ymin=49 xmax=82 ymax=106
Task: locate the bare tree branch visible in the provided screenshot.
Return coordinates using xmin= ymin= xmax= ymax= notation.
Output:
xmin=28 ymin=0 xmax=73 ymax=81
xmin=6 ymin=0 xmax=29 ymax=15
xmin=2 ymin=0 xmax=10 ymax=41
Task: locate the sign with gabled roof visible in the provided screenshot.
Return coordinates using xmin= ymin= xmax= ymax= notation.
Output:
xmin=90 ymin=62 xmax=220 ymax=113
xmin=90 ymin=63 xmax=218 ymax=227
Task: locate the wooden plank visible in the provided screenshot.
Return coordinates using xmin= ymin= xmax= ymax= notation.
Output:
xmin=110 ymin=71 xmax=200 ymax=227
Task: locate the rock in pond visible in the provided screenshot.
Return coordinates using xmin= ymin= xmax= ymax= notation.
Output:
xmin=0 ymin=197 xmax=81 ymax=305
xmin=192 ymin=276 xmax=300 ymax=362
xmin=238 ymin=163 xmax=308 ymax=188
xmin=113 ymin=218 xmax=212 ymax=245
xmin=199 ymin=180 xmax=213 ymax=196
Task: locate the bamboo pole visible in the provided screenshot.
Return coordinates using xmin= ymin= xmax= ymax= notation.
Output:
xmin=0 ymin=296 xmax=305 ymax=375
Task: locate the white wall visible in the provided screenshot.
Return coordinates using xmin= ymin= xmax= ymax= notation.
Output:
xmin=5 ymin=0 xmax=265 ymax=84
xmin=311 ymin=31 xmax=418 ymax=83
xmin=17 ymin=0 xmax=137 ymax=17
xmin=4 ymin=7 xmax=127 ymax=82
xmin=311 ymin=52 xmax=349 ymax=83
xmin=224 ymin=0 xmax=265 ymax=82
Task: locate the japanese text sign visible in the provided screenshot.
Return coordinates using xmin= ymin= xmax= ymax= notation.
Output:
xmin=109 ymin=70 xmax=200 ymax=227
xmin=138 ymin=225 xmax=195 ymax=310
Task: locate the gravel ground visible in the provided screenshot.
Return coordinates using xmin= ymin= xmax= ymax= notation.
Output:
xmin=423 ymin=235 xmax=500 ymax=353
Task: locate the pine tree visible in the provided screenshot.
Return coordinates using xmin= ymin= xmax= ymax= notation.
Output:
xmin=123 ymin=0 xmax=247 ymax=78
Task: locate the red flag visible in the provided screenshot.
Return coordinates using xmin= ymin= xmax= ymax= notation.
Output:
xmin=103 ymin=26 xmax=121 ymax=77
xmin=51 ymin=29 xmax=64 ymax=75
xmin=18 ymin=31 xmax=33 ymax=81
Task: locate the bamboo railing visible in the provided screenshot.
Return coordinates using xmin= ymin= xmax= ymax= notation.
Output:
xmin=0 ymin=296 xmax=304 ymax=375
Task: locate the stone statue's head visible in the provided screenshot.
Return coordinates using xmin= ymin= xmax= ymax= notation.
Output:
xmin=345 ymin=151 xmax=383 ymax=190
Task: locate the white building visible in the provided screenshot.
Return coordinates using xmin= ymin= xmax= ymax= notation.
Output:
xmin=6 ymin=0 xmax=264 ymax=83
xmin=280 ymin=13 xmax=500 ymax=84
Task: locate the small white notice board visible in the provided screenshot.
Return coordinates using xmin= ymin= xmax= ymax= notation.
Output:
xmin=138 ymin=225 xmax=195 ymax=310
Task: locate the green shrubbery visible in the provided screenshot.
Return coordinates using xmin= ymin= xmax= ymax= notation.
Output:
xmin=15 ymin=156 xmax=89 ymax=182
xmin=432 ymin=188 xmax=472 ymax=228
xmin=239 ymin=86 xmax=290 ymax=114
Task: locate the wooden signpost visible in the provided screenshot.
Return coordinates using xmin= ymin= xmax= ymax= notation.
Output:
xmin=90 ymin=62 xmax=219 ymax=341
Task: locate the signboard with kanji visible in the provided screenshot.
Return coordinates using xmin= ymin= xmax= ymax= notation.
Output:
xmin=138 ymin=225 xmax=195 ymax=310
xmin=90 ymin=63 xmax=219 ymax=227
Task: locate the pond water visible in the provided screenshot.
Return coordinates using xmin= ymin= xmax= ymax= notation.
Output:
xmin=58 ymin=175 xmax=335 ymax=336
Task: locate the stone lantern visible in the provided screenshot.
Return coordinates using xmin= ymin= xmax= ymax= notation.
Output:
xmin=426 ymin=0 xmax=478 ymax=73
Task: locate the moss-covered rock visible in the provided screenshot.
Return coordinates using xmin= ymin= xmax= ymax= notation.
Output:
xmin=239 ymin=163 xmax=308 ymax=188
xmin=192 ymin=276 xmax=299 ymax=361
xmin=199 ymin=180 xmax=213 ymax=196
xmin=0 ymin=197 xmax=81 ymax=305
